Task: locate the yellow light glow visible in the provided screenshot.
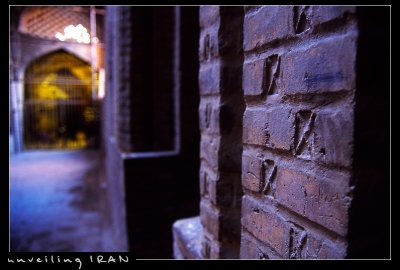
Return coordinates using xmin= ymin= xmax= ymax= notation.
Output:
xmin=55 ymin=24 xmax=91 ymax=44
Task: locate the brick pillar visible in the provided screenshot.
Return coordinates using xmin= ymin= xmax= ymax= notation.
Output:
xmin=102 ymin=6 xmax=128 ymax=251
xmin=198 ymin=6 xmax=244 ymax=259
xmin=240 ymin=6 xmax=358 ymax=259
xmin=113 ymin=7 xmax=133 ymax=152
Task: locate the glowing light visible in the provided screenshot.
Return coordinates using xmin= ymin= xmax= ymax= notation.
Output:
xmin=55 ymin=24 xmax=91 ymax=44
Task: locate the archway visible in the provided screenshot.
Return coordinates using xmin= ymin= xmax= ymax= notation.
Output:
xmin=23 ymin=50 xmax=98 ymax=149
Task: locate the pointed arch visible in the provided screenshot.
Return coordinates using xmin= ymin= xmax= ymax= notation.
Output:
xmin=23 ymin=49 xmax=97 ymax=149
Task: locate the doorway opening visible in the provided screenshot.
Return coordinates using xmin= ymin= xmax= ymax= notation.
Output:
xmin=23 ymin=50 xmax=100 ymax=150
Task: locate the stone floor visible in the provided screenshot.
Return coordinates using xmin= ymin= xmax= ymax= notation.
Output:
xmin=9 ymin=150 xmax=116 ymax=252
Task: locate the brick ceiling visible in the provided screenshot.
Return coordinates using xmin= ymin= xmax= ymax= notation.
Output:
xmin=18 ymin=6 xmax=103 ymax=42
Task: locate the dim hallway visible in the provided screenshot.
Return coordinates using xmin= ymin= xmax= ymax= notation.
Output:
xmin=9 ymin=150 xmax=116 ymax=252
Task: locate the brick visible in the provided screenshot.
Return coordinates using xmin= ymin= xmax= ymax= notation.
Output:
xmin=201 ymin=233 xmax=221 ymax=259
xmin=199 ymin=99 xmax=220 ymax=135
xmin=305 ymin=233 xmax=347 ymax=258
xmin=281 ymin=33 xmax=357 ymax=95
xmin=243 ymin=107 xmax=295 ymax=150
xmin=200 ymin=135 xmax=220 ymax=170
xmin=244 ymin=6 xmax=292 ymax=51
xmin=292 ymin=6 xmax=312 ymax=34
xmin=242 ymin=154 xmax=263 ymax=192
xmin=242 ymin=154 xmax=277 ymax=196
xmin=199 ymin=169 xmax=208 ymax=197
xmin=275 ymin=167 xmax=351 ymax=236
xmin=244 ymin=6 xmax=260 ymax=13
xmin=202 ymin=231 xmax=239 ymax=259
xmin=199 ymin=61 xmax=221 ymax=95
xmin=243 ymin=58 xmax=265 ymax=96
xmin=200 ymin=200 xmax=220 ymax=238
xmin=284 ymin=220 xmax=347 ymax=259
xmin=199 ymin=27 xmax=219 ymax=62
xmin=243 ymin=109 xmax=265 ymax=146
xmin=200 ymin=200 xmax=241 ymax=242
xmin=240 ymin=230 xmax=282 ymax=259
xmin=313 ymin=106 xmax=354 ymax=168
xmin=241 ymin=209 xmax=346 ymax=259
xmin=241 ymin=195 xmax=290 ymax=256
xmin=243 ymin=55 xmax=281 ymax=97
xmin=310 ymin=6 xmax=356 ymax=26
xmin=199 ymin=6 xmax=219 ymax=29
xmin=293 ymin=110 xmax=315 ymax=159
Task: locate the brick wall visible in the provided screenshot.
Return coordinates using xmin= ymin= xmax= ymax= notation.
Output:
xmin=101 ymin=5 xmax=389 ymax=259
xmin=198 ymin=6 xmax=244 ymax=258
xmin=240 ymin=6 xmax=357 ymax=259
xmin=115 ymin=7 xmax=133 ymax=152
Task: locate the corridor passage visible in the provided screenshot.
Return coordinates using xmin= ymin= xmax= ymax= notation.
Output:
xmin=10 ymin=150 xmax=115 ymax=252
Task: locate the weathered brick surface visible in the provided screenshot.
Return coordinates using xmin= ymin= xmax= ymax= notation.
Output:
xmin=199 ymin=99 xmax=220 ymax=135
xmin=310 ymin=6 xmax=356 ymax=26
xmin=192 ymin=5 xmax=359 ymax=260
xmin=199 ymin=61 xmax=221 ymax=95
xmin=241 ymin=196 xmax=348 ymax=259
xmin=200 ymin=167 xmax=238 ymax=208
xmin=275 ymin=167 xmax=351 ymax=236
xmin=281 ymin=33 xmax=357 ymax=95
xmin=199 ymin=27 xmax=219 ymax=62
xmin=241 ymin=196 xmax=290 ymax=256
xmin=242 ymin=154 xmax=264 ymax=192
xmin=240 ymin=230 xmax=282 ymax=259
xmin=197 ymin=6 xmax=244 ymax=259
xmin=244 ymin=6 xmax=293 ymax=51
xmin=199 ymin=169 xmax=208 ymax=197
xmin=200 ymin=135 xmax=220 ymax=170
xmin=115 ymin=7 xmax=133 ymax=152
xmin=202 ymin=232 xmax=221 ymax=259
xmin=243 ymin=58 xmax=265 ymax=96
xmin=243 ymin=54 xmax=282 ymax=99
xmin=200 ymin=200 xmax=241 ymax=242
xmin=240 ymin=6 xmax=358 ymax=259
xmin=243 ymin=107 xmax=295 ymax=150
xmin=313 ymin=106 xmax=354 ymax=168
xmin=199 ymin=6 xmax=219 ymax=29
xmin=305 ymin=232 xmax=347 ymax=259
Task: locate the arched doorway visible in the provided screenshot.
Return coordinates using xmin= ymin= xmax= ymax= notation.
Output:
xmin=23 ymin=50 xmax=98 ymax=149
